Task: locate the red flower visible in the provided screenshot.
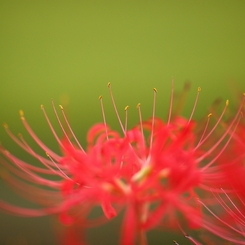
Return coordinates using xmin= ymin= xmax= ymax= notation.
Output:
xmin=1 ymin=83 xmax=245 ymax=245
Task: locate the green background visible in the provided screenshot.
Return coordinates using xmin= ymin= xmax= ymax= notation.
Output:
xmin=0 ymin=1 xmax=245 ymax=244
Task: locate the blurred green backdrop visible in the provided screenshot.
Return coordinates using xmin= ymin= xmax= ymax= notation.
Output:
xmin=0 ymin=1 xmax=245 ymax=244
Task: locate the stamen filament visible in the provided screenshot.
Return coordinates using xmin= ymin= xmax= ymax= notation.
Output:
xmin=107 ymin=83 xmax=141 ymax=164
xmin=199 ymin=200 xmax=245 ymax=238
xmin=215 ymin=192 xmax=245 ymax=226
xmin=201 ymin=112 xmax=242 ymax=170
xmin=2 ymin=124 xmax=63 ymax=170
xmin=149 ymin=88 xmax=157 ymax=154
xmin=18 ymin=133 xmax=68 ymax=176
xmin=198 ymin=95 xmax=245 ymax=164
xmin=99 ymin=95 xmax=109 ymax=140
xmin=124 ymin=105 xmax=129 ymax=132
xmin=177 ymin=223 xmax=203 ymax=245
xmin=59 ymin=105 xmax=85 ymax=153
xmin=188 ymin=87 xmax=201 ymax=124
xmin=0 ymin=155 xmax=56 ymax=185
xmin=194 ymin=99 xmax=229 ymax=150
xmin=18 ymin=111 xmax=61 ymax=161
xmin=45 ymin=152 xmax=72 ymax=181
xmin=196 ymin=113 xmax=212 ymax=147
xmin=167 ymin=77 xmax=174 ymax=125
xmin=1 ymin=150 xmax=60 ymax=188
xmin=41 ymin=105 xmax=65 ymax=150
xmin=51 ymin=100 xmax=75 ymax=149
xmin=136 ymin=103 xmax=145 ymax=145
xmin=221 ymin=188 xmax=245 ymax=220
xmin=108 ymin=83 xmax=126 ymax=135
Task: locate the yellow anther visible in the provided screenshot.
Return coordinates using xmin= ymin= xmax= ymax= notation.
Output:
xmin=59 ymin=105 xmax=64 ymax=110
xmin=173 ymin=241 xmax=180 ymax=245
xmin=107 ymin=82 xmax=111 ymax=88
xmin=136 ymin=103 xmax=141 ymax=109
xmin=2 ymin=123 xmax=8 ymax=129
xmin=124 ymin=106 xmax=129 ymax=111
xmin=40 ymin=105 xmax=44 ymax=109
xmin=197 ymin=87 xmax=201 ymax=92
xmin=243 ymin=93 xmax=245 ymax=96
xmin=19 ymin=110 xmax=24 ymax=116
xmin=153 ymin=88 xmax=158 ymax=93
xmin=17 ymin=133 xmax=22 ymax=138
xmin=45 ymin=152 xmax=50 ymax=157
xmin=226 ymin=100 xmax=229 ymax=106
xmin=207 ymin=113 xmax=212 ymax=118
xmin=98 ymin=95 xmax=102 ymax=100
xmin=19 ymin=110 xmax=25 ymax=120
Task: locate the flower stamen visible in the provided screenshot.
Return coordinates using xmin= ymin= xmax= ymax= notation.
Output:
xmin=124 ymin=105 xmax=129 ymax=132
xmin=99 ymin=95 xmax=109 ymax=140
xmin=196 ymin=113 xmax=212 ymax=147
xmin=167 ymin=77 xmax=174 ymax=125
xmin=45 ymin=152 xmax=71 ymax=181
xmin=201 ymin=110 xmax=242 ymax=170
xmin=18 ymin=110 xmax=61 ymax=161
xmin=199 ymin=95 xmax=245 ymax=166
xmin=136 ymin=103 xmax=146 ymax=159
xmin=195 ymin=99 xmax=229 ymax=150
xmin=188 ymin=87 xmax=201 ymax=125
xmin=149 ymin=88 xmax=157 ymax=154
xmin=51 ymin=100 xmax=75 ymax=150
xmin=59 ymin=104 xmax=85 ymax=153
xmin=41 ymin=105 xmax=65 ymax=150
xmin=108 ymin=82 xmax=126 ymax=135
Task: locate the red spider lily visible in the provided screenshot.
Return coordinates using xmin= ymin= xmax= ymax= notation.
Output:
xmin=0 ymin=82 xmax=245 ymax=245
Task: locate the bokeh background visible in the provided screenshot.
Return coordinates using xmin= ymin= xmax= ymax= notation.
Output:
xmin=0 ymin=1 xmax=245 ymax=244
